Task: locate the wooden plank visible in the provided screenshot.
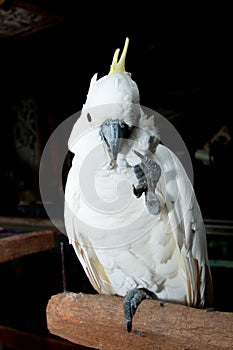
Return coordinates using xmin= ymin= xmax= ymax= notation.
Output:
xmin=47 ymin=292 xmax=233 ymax=350
xmin=0 ymin=325 xmax=93 ymax=350
xmin=0 ymin=230 xmax=55 ymax=263
xmin=0 ymin=216 xmax=56 ymax=231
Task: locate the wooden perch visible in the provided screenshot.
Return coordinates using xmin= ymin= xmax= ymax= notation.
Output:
xmin=47 ymin=292 xmax=233 ymax=350
xmin=0 ymin=230 xmax=55 ymax=263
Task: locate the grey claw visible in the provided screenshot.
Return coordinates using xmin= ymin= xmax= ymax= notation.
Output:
xmin=133 ymin=149 xmax=161 ymax=188
xmin=133 ymin=150 xmax=162 ymax=215
xmin=126 ymin=321 xmax=132 ymax=333
xmin=146 ymin=191 xmax=161 ymax=215
xmin=123 ymin=288 xmax=157 ymax=332
xmin=133 ymin=150 xmax=161 ymax=182
xmin=133 ymin=149 xmax=146 ymax=162
xmin=132 ymin=183 xmax=147 ymax=198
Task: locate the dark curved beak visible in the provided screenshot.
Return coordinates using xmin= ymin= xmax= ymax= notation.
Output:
xmin=100 ymin=119 xmax=130 ymax=160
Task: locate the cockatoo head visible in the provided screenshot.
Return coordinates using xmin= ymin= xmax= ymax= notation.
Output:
xmin=71 ymin=38 xmax=159 ymax=167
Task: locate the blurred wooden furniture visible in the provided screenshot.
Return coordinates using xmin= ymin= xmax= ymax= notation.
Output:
xmin=0 ymin=223 xmax=88 ymax=349
xmin=0 ymin=325 xmax=90 ymax=350
xmin=0 ymin=230 xmax=54 ymax=263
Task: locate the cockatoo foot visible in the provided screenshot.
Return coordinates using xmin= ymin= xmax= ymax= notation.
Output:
xmin=123 ymin=288 xmax=157 ymax=332
xmin=132 ymin=150 xmax=162 ymax=215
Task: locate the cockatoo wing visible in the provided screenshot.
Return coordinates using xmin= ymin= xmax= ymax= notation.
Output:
xmin=154 ymin=144 xmax=213 ymax=307
xmin=64 ymin=139 xmax=212 ymax=307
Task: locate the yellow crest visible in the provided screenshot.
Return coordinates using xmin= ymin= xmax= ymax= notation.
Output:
xmin=108 ymin=37 xmax=129 ymax=75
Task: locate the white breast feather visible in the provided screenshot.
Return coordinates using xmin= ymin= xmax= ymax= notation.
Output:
xmin=64 ymin=69 xmax=212 ymax=308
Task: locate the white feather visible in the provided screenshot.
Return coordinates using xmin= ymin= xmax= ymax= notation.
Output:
xmin=64 ymin=72 xmax=212 ymax=308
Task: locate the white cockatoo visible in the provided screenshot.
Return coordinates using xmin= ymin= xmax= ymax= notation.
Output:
xmin=64 ymin=38 xmax=213 ymax=331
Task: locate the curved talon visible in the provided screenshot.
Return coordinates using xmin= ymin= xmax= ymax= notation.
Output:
xmin=133 ymin=150 xmax=161 ymax=183
xmin=133 ymin=149 xmax=147 ymax=162
xmin=133 ymin=183 xmax=147 ymax=198
xmin=133 ymin=150 xmax=158 ymax=169
xmin=126 ymin=321 xmax=132 ymax=333
xmin=123 ymin=288 xmax=157 ymax=332
xmin=123 ymin=294 xmax=134 ymax=333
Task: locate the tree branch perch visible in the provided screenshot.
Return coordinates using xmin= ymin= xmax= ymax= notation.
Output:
xmin=46 ymin=292 xmax=233 ymax=350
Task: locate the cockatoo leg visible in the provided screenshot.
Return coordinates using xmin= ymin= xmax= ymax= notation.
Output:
xmin=133 ymin=150 xmax=162 ymax=215
xmin=123 ymin=288 xmax=157 ymax=332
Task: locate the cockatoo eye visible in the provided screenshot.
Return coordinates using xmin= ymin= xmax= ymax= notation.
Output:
xmin=100 ymin=119 xmax=130 ymax=161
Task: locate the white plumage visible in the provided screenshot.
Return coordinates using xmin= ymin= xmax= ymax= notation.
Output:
xmin=64 ymin=39 xmax=212 ymax=311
